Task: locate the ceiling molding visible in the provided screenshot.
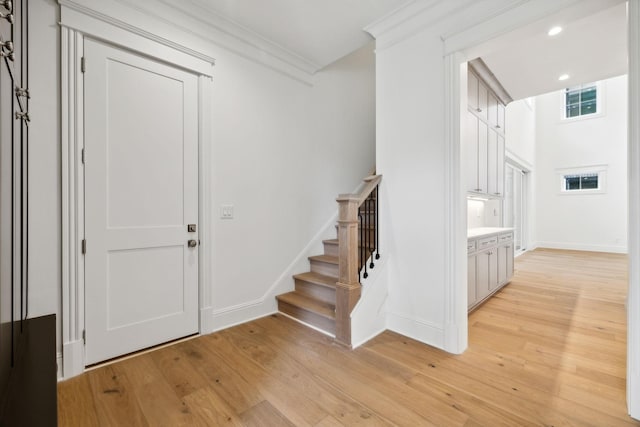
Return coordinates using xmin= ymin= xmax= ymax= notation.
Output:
xmin=58 ymin=0 xmax=317 ymax=85
xmin=156 ymin=0 xmax=321 ymax=75
xmin=365 ymin=0 xmax=483 ymax=50
xmin=58 ymin=0 xmax=217 ymax=69
xmin=469 ymin=58 xmax=513 ymax=105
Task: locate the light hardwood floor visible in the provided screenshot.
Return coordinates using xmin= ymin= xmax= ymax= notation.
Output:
xmin=58 ymin=248 xmax=640 ymax=426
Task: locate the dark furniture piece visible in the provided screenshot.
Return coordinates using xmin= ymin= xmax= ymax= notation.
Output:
xmin=0 ymin=1 xmax=58 ymax=425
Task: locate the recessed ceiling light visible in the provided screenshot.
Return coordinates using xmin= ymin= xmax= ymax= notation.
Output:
xmin=548 ymin=26 xmax=563 ymax=36
xmin=558 ymin=74 xmax=570 ymax=81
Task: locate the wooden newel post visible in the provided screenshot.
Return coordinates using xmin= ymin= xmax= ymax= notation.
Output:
xmin=335 ymin=195 xmax=362 ymax=347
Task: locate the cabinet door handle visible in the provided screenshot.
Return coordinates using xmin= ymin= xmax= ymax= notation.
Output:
xmin=475 ymin=188 xmax=483 ymax=192
xmin=496 ymin=125 xmax=501 ymax=129
xmin=476 ymin=108 xmax=482 ymax=113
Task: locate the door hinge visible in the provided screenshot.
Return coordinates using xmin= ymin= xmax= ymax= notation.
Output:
xmin=81 ymin=239 xmax=86 ymax=254
xmin=81 ymin=57 xmax=86 ymax=73
xmin=82 ymin=330 xmax=86 ymax=344
xmin=81 ymin=148 xmax=85 ymax=164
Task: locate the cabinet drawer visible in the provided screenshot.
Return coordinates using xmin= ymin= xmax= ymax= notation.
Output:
xmin=467 ymin=240 xmax=476 ymax=254
xmin=478 ymin=236 xmax=498 ymax=248
xmin=499 ymin=233 xmax=513 ymax=242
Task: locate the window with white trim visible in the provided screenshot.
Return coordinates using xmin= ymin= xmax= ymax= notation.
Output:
xmin=563 ymin=173 xmax=598 ymax=191
xmin=564 ymin=83 xmax=598 ymax=119
xmin=557 ymin=166 xmax=607 ymax=194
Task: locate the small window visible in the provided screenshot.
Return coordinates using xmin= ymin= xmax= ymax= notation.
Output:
xmin=557 ymin=166 xmax=607 ymax=194
xmin=564 ymin=83 xmax=598 ymax=119
xmin=563 ymin=173 xmax=599 ymax=191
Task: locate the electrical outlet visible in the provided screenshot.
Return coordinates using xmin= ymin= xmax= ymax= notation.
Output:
xmin=220 ymin=204 xmax=234 ymax=219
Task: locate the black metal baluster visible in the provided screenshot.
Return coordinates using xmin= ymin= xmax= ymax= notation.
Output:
xmin=375 ymin=186 xmax=380 ymax=260
xmin=363 ymin=205 xmax=368 ymax=279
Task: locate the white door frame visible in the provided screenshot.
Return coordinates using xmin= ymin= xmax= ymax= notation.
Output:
xmin=443 ymin=1 xmax=640 ymax=419
xmin=60 ymin=6 xmax=215 ymax=379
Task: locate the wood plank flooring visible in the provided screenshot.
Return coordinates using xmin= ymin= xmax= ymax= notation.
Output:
xmin=58 ymin=248 xmax=640 ymax=426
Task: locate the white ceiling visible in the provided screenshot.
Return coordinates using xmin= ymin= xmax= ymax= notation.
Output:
xmin=163 ymin=0 xmax=627 ymax=94
xmin=173 ymin=0 xmax=409 ymax=71
xmin=479 ymin=2 xmax=628 ymax=101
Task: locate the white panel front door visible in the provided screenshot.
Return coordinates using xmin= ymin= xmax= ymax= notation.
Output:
xmin=84 ymin=38 xmax=199 ymax=365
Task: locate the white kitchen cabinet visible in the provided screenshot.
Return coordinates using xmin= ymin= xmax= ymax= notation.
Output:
xmin=487 ymin=130 xmax=498 ymax=196
xmin=467 ymin=68 xmax=506 ymax=198
xmin=497 ymin=134 xmax=505 ymax=197
xmin=478 ymin=80 xmax=488 ymax=121
xmin=497 ymin=104 xmax=505 ymax=132
xmin=466 ymin=111 xmax=479 ymax=192
xmin=468 ymin=255 xmax=477 ymax=309
xmin=476 ymin=250 xmax=490 ymax=301
xmin=488 ymin=93 xmax=498 ymax=128
xmin=468 ymin=72 xmax=479 ymax=112
xmin=498 ymin=244 xmax=509 ymax=285
xmin=468 ymin=230 xmax=514 ymax=311
xmin=507 ymin=244 xmax=514 ymax=280
xmin=486 ymin=130 xmax=505 ymax=197
xmin=477 ymin=120 xmax=488 ymax=193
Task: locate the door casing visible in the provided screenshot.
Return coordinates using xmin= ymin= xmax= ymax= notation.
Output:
xmin=60 ymin=8 xmax=214 ymax=379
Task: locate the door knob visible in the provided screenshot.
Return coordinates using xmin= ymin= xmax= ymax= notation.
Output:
xmin=188 ymin=239 xmax=197 ymax=248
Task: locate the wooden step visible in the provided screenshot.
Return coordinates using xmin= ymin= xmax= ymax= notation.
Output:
xmin=309 ymin=255 xmax=339 ymax=278
xmin=322 ymin=239 xmax=339 ymax=257
xmin=276 ymin=291 xmax=336 ymax=334
xmin=293 ymin=271 xmax=337 ymax=304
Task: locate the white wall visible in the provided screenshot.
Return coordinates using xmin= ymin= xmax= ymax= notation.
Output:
xmin=29 ymin=0 xmax=375 ymax=357
xmin=505 ymin=98 xmax=537 ymax=249
xmin=376 ymin=30 xmax=449 ymax=346
xmin=28 ymin=0 xmax=61 ymax=332
xmin=535 ymin=75 xmax=628 ymax=253
xmin=209 ymin=42 xmax=375 ymax=326
xmin=506 ymin=99 xmax=536 ymax=166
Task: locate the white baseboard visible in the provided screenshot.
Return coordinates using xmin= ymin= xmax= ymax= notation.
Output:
xmin=386 ymin=312 xmax=444 ymax=349
xmin=536 ymin=241 xmax=628 ymax=254
xmin=199 ymin=306 xmax=215 ymax=334
xmin=443 ymin=321 xmax=466 ymax=354
xmin=56 ymin=352 xmax=63 ymax=379
xmin=631 ymin=372 xmax=640 ymax=420
xmin=351 ymin=327 xmax=386 ymax=349
xmin=62 ymin=340 xmax=84 ymax=380
xmin=210 ymin=299 xmax=278 ymax=333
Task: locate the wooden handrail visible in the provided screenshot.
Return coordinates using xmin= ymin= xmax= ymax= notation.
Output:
xmin=334 ymin=174 xmax=381 ymax=346
xmin=336 ymin=175 xmax=382 ymax=207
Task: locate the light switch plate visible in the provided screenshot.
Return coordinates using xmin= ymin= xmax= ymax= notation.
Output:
xmin=221 ymin=204 xmax=234 ymax=219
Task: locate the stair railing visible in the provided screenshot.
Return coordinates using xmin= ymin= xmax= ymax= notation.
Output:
xmin=335 ymin=174 xmax=382 ymax=346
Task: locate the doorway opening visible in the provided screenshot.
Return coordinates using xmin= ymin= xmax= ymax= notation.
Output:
xmin=450 ymin=3 xmax=640 ymax=417
xmin=503 ymin=162 xmax=528 ymax=255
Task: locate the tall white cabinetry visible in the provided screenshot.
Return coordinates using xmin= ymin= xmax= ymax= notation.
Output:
xmin=467 ymin=70 xmax=506 ymax=198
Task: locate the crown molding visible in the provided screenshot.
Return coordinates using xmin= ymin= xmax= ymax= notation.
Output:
xmin=158 ymin=0 xmax=320 ymax=75
xmin=58 ymin=0 xmax=216 ymax=69
xmin=58 ymin=0 xmax=317 ymax=85
xmin=469 ymin=58 xmax=513 ymax=105
xmin=364 ymin=0 xmax=476 ymax=50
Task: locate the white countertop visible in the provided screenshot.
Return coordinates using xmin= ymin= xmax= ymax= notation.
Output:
xmin=468 ymin=227 xmax=514 ymax=239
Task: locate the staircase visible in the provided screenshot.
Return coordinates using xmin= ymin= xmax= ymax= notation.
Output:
xmin=276 ymin=174 xmax=381 ymax=346
xmin=276 ymin=241 xmax=340 ymax=335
